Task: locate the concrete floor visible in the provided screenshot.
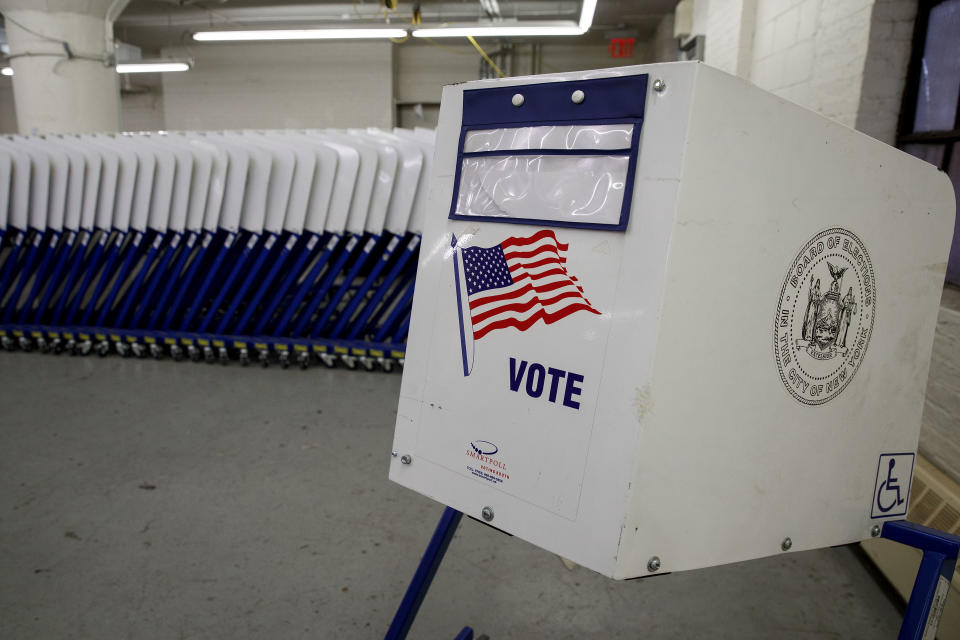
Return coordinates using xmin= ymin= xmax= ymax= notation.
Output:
xmin=0 ymin=352 xmax=906 ymax=639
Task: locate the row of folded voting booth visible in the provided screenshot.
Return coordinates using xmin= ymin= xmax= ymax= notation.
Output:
xmin=0 ymin=128 xmax=434 ymax=370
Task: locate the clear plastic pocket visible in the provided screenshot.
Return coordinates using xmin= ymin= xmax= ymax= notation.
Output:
xmin=454 ymin=154 xmax=629 ymax=226
xmin=463 ymin=124 xmax=634 ymax=153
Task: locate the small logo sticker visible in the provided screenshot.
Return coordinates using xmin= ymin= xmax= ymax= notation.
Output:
xmin=465 ymin=440 xmax=509 ymax=484
xmin=470 ymin=440 xmax=499 ymax=456
xmin=871 ymin=453 xmax=914 ymax=519
xmin=774 ymin=228 xmax=876 ymax=405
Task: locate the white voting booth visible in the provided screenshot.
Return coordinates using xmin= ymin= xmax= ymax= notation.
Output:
xmin=389 ymin=61 xmax=956 ymax=580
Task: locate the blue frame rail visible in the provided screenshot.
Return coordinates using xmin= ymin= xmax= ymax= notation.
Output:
xmin=387 ymin=513 xmax=960 ymax=639
xmin=881 ymin=519 xmax=960 ymax=640
xmin=385 ymin=507 xmax=465 ymax=640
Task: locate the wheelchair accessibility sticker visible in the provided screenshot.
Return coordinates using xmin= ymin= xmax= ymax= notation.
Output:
xmin=871 ymin=453 xmax=915 ymax=519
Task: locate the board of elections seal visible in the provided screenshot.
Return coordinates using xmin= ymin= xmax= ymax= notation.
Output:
xmin=774 ymin=228 xmax=876 ymax=405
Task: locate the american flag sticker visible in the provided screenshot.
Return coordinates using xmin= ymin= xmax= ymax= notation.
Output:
xmin=451 ymin=230 xmax=600 ymax=376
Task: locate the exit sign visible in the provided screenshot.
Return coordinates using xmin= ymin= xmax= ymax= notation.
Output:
xmin=609 ymin=37 xmax=635 ymax=58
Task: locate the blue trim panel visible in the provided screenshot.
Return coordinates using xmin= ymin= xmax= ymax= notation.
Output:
xmin=462 ymin=75 xmax=648 ymax=126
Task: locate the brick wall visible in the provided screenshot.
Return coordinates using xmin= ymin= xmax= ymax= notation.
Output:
xmin=856 ymin=0 xmax=918 ymax=144
xmin=691 ymin=0 xmax=916 ymax=143
xmin=704 ymin=0 xmax=757 ymax=77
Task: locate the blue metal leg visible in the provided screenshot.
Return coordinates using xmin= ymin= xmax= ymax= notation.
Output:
xmin=269 ymin=234 xmax=340 ymax=336
xmin=18 ymin=230 xmax=63 ymax=322
xmin=196 ymin=233 xmax=259 ymax=333
xmin=177 ymin=232 xmax=235 ymax=330
xmin=214 ymin=232 xmax=277 ymax=334
xmin=146 ymin=231 xmax=197 ymax=330
xmin=64 ymin=233 xmax=109 ymax=324
xmin=31 ymin=230 xmax=77 ymax=323
xmin=130 ymin=233 xmax=181 ymax=328
xmin=385 ymin=507 xmax=463 ymax=640
xmin=80 ymin=231 xmax=127 ymax=325
xmin=3 ymin=229 xmax=45 ymax=322
xmin=289 ymin=235 xmax=355 ymax=337
xmin=881 ymin=519 xmax=960 ymax=640
xmin=311 ymin=234 xmax=379 ymax=338
xmin=95 ymin=230 xmax=150 ymax=327
xmin=233 ymin=234 xmax=302 ymax=335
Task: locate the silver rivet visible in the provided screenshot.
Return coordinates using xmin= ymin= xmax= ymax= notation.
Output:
xmin=481 ymin=506 xmax=494 ymax=521
xmin=653 ymin=78 xmax=666 ymax=93
xmin=647 ymin=556 xmax=661 ymax=572
xmin=511 ymin=93 xmax=524 ymax=107
xmin=400 ymin=454 xmax=412 ymax=465
xmin=781 ymin=537 xmax=792 ymax=551
xmin=391 ymin=450 xmax=398 ymax=457
xmin=871 ymin=525 xmax=881 ymax=537
xmin=571 ymin=89 xmax=585 ymax=104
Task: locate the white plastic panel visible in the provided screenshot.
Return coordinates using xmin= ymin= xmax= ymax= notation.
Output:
xmin=359 ymin=129 xmax=423 ymax=236
xmin=306 ymin=134 xmax=357 ymax=234
xmin=221 ymin=132 xmax=270 ymax=234
xmin=0 ymin=147 xmax=13 ymax=232
xmin=242 ymin=132 xmax=295 ymax=235
xmin=139 ymin=136 xmax=174 ymax=232
xmin=57 ymin=136 xmax=102 ymax=232
xmin=79 ymin=136 xmax=120 ymax=232
xmin=175 ymin=134 xmax=214 ymax=233
xmin=91 ymin=135 xmax=138 ymax=232
xmin=0 ymin=140 xmax=32 ymax=231
xmin=319 ymin=132 xmax=376 ymax=235
xmin=262 ymin=132 xmax=316 ymax=234
xmin=148 ymin=134 xmax=195 ymax=233
xmin=203 ymin=133 xmax=249 ymax=233
xmin=55 ymin=139 xmax=84 ymax=231
xmin=301 ymin=137 xmax=339 ymax=234
xmin=347 ymin=129 xmax=398 ymax=235
xmin=122 ymin=136 xmax=157 ymax=233
xmin=14 ymin=137 xmax=51 ymax=231
xmin=454 ymin=154 xmax=628 ymax=226
xmin=38 ymin=139 xmax=69 ymax=232
xmin=463 ymin=124 xmax=634 ymax=153
xmin=392 ymin=128 xmax=434 ymax=234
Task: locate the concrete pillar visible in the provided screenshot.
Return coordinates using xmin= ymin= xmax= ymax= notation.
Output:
xmin=0 ymin=0 xmax=130 ymax=134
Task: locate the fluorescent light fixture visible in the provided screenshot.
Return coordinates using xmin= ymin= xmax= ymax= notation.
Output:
xmin=1 ymin=61 xmax=190 ymax=76
xmin=116 ymin=61 xmax=191 ymax=73
xmin=579 ymin=0 xmax=597 ymax=32
xmin=413 ymin=0 xmax=596 ymax=38
xmin=412 ymin=24 xmax=583 ymax=37
xmin=193 ymin=28 xmax=407 ymax=42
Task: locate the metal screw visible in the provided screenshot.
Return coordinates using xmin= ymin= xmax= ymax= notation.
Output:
xmin=647 ymin=556 xmax=661 ymax=572
xmin=511 ymin=93 xmax=524 ymax=107
xmin=653 ymin=78 xmax=666 ymax=93
xmin=481 ymin=506 xmax=494 ymax=522
xmin=781 ymin=537 xmax=793 ymax=551
xmin=400 ymin=454 xmax=412 ymax=465
xmin=571 ymin=89 xmax=585 ymax=104
xmin=871 ymin=525 xmax=881 ymax=538
xmin=391 ymin=450 xmax=398 ymax=457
